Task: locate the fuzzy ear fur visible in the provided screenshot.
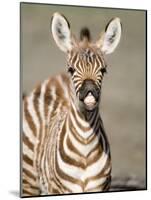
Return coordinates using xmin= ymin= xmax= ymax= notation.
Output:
xmin=97 ymin=18 xmax=122 ymax=54
xmin=51 ymin=12 xmax=73 ymax=52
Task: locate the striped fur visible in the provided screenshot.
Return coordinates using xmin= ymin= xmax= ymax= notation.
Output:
xmin=22 ymin=13 xmax=122 ymax=196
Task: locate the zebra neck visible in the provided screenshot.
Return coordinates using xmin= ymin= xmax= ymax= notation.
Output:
xmin=68 ymin=101 xmax=101 ymax=141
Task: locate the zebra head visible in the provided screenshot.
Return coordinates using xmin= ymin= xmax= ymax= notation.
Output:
xmin=51 ymin=12 xmax=122 ymax=111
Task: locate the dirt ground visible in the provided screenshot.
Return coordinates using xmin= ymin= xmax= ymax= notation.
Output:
xmin=21 ymin=3 xmax=146 ymax=184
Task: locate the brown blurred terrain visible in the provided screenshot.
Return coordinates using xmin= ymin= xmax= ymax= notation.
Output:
xmin=21 ymin=3 xmax=146 ymax=188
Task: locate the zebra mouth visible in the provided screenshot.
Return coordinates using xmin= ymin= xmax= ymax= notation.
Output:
xmin=83 ymin=92 xmax=97 ymax=110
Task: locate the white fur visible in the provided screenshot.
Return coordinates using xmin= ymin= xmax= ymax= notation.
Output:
xmin=23 ymin=143 xmax=34 ymax=160
xmin=71 ymin=102 xmax=90 ymax=128
xmin=57 ymin=150 xmax=83 ymax=192
xmin=85 ymin=177 xmax=106 ymax=190
xmin=51 ymin=12 xmax=73 ymax=52
xmin=22 ymin=173 xmax=37 ymax=187
xmin=57 ymin=75 xmax=69 ymax=99
xmin=57 ymin=143 xmax=108 ymax=185
xmin=59 ymin=179 xmax=83 ymax=193
xmin=23 ymin=114 xmax=37 ymax=144
xmin=69 ymin=112 xmax=94 ymax=139
xmin=82 ymin=151 xmax=108 ymax=180
xmin=98 ymin=18 xmax=122 ymax=54
xmin=63 ymin=127 xmax=82 ymax=162
xmin=23 ymin=160 xmax=37 ymax=177
xmin=38 ymin=79 xmax=49 ymax=142
xmin=68 ymin=128 xmax=100 ymax=157
xmin=28 ymin=93 xmax=40 ymax=136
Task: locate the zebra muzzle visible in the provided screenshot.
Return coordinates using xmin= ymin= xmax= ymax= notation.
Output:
xmin=83 ymin=92 xmax=96 ymax=109
xmin=79 ymin=79 xmax=100 ymax=110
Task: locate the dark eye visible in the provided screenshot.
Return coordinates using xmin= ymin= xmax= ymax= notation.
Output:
xmin=68 ymin=66 xmax=75 ymax=75
xmin=101 ymin=67 xmax=107 ymax=75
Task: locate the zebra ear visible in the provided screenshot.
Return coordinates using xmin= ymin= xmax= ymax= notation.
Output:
xmin=51 ymin=12 xmax=74 ymax=53
xmin=97 ymin=18 xmax=122 ymax=54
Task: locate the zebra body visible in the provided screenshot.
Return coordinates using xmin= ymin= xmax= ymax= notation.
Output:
xmin=22 ymin=12 xmax=122 ymax=196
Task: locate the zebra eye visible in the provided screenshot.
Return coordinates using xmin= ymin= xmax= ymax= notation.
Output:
xmin=101 ymin=67 xmax=107 ymax=75
xmin=68 ymin=66 xmax=75 ymax=75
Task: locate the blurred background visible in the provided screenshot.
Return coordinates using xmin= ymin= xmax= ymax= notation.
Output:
xmin=21 ymin=3 xmax=146 ymax=189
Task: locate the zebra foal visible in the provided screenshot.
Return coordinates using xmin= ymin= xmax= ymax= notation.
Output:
xmin=22 ymin=12 xmax=122 ymax=196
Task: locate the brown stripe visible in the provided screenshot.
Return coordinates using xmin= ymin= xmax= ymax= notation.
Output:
xmin=74 ymin=82 xmax=81 ymax=94
xmin=54 ymin=77 xmax=69 ymax=108
xmin=22 ymin=179 xmax=29 ymax=185
xmin=42 ymin=79 xmax=54 ymax=190
xmin=86 ymin=179 xmax=109 ymax=192
xmin=52 ymin=179 xmax=64 ymax=193
xmin=24 ymin=98 xmax=37 ymax=137
xmin=23 ymin=179 xmax=39 ymax=190
xmin=87 ymin=128 xmax=104 ymax=159
xmin=53 ymin=167 xmax=70 ymax=193
xmin=23 ymin=132 xmax=34 ymax=151
xmin=47 ymin=178 xmax=63 ymax=194
xmin=87 ymin=144 xmax=103 ymax=165
xmin=49 ymin=121 xmax=72 ymax=193
xmin=55 ymin=128 xmax=84 ymax=189
xmin=52 ymin=188 xmax=60 ymax=194
xmin=33 ymin=85 xmax=42 ymax=143
xmin=85 ymin=157 xmax=111 ymax=185
xmin=44 ymin=79 xmax=52 ymax=118
xmin=66 ymin=135 xmax=84 ymax=158
xmin=71 ymin=106 xmax=90 ymax=132
xmin=71 ymin=53 xmax=78 ymax=66
xmin=60 ymin=73 xmax=70 ymax=91
xmin=69 ymin=117 xmax=87 ymax=144
xmin=53 ymin=155 xmax=72 ymax=193
xmin=59 ymin=122 xmax=86 ymax=169
xmin=97 ymin=54 xmax=105 ymax=68
xmin=22 ymin=187 xmax=40 ymax=196
xmin=69 ymin=111 xmax=101 ymax=148
xmin=44 ymin=77 xmax=66 ymax=118
xmin=102 ymin=175 xmax=111 ymax=191
xmin=51 ymin=155 xmax=69 ymax=194
xmin=71 ymin=126 xmax=87 ymax=145
xmin=55 ymin=150 xmax=84 ymax=189
xmin=46 ymin=141 xmax=67 ymax=194
xmin=23 ymin=154 xmax=33 ymax=166
xmin=23 ymin=167 xmax=36 ymax=181
xmin=37 ymin=83 xmax=52 ymax=178
xmin=42 ymin=148 xmax=52 ymax=193
xmin=87 ymin=175 xmax=111 ymax=192
xmin=70 ymin=121 xmax=97 ymax=145
xmin=22 ymin=189 xmax=33 ymax=196
xmin=33 ymin=84 xmax=42 ymax=172
xmin=47 ymin=79 xmax=60 ymax=120
xmin=99 ymin=119 xmax=110 ymax=154
xmin=33 ymin=84 xmax=42 ymax=122
xmin=55 ymin=78 xmax=65 ymax=98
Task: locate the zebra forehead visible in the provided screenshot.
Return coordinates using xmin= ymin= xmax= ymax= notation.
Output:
xmin=69 ymin=47 xmax=105 ymax=66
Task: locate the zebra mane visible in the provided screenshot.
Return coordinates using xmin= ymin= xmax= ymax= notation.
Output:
xmin=80 ymin=27 xmax=91 ymax=42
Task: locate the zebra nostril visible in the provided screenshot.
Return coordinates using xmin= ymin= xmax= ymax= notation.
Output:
xmin=86 ymin=90 xmax=92 ymax=96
